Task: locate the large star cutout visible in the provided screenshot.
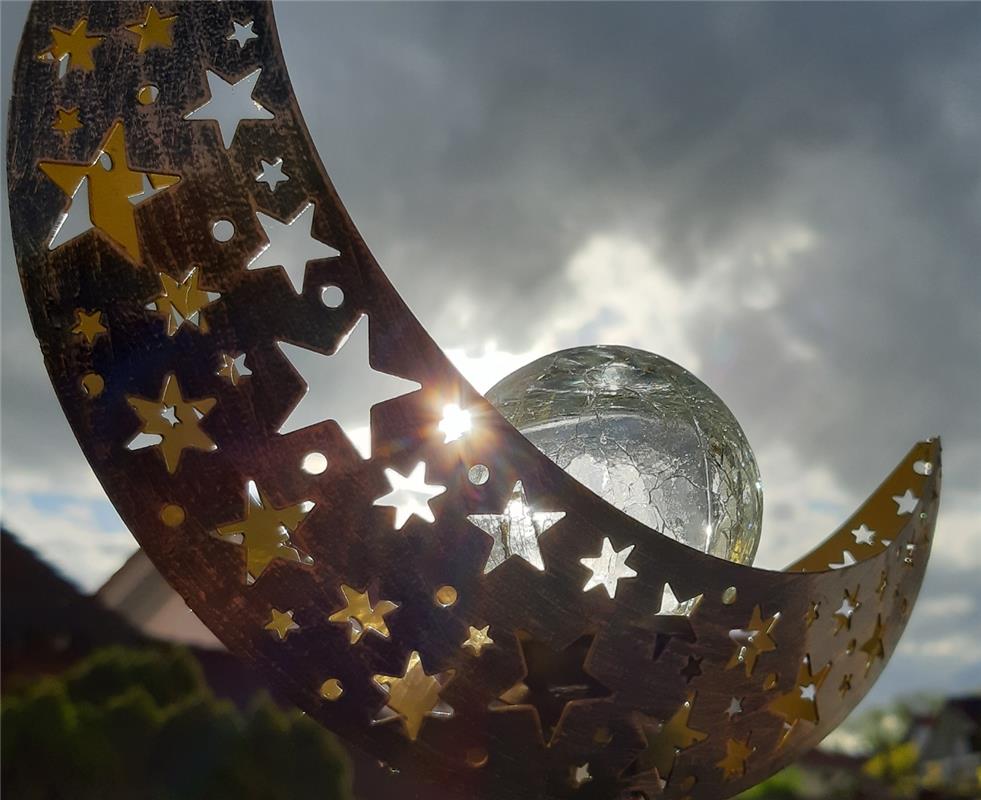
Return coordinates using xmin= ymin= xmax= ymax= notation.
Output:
xmin=125 ymin=5 xmax=176 ymax=53
xmin=214 ymin=480 xmax=313 ymax=584
xmin=275 ymin=314 xmax=421 ymax=458
xmin=39 ymin=121 xmax=180 ymax=261
xmin=893 ymin=489 xmax=919 ymax=515
xmin=329 ymin=584 xmax=398 ymax=644
xmin=860 ymin=615 xmax=886 ymax=673
xmin=726 ymin=605 xmax=779 ymax=676
xmin=631 ymin=692 xmax=708 ymax=782
xmin=768 ymin=656 xmax=832 ymax=739
xmin=125 ymin=373 xmax=216 ymax=473
xmin=494 ymin=633 xmax=610 ymax=745
xmin=184 ymin=68 xmax=273 ymax=149
xmin=579 ymin=537 xmax=636 ymax=598
xmin=717 ymin=736 xmax=754 ymax=780
xmin=372 ymin=651 xmax=455 ymax=741
xmin=146 ymin=268 xmax=220 ymax=336
xmin=246 ymin=203 xmax=339 ymax=293
xmin=467 ymin=481 xmax=565 ymax=574
xmin=37 ymin=19 xmax=103 ymax=77
xmin=372 ymin=462 xmax=446 ymax=530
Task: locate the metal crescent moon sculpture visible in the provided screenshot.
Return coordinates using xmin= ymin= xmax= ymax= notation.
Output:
xmin=6 ymin=3 xmax=939 ymax=799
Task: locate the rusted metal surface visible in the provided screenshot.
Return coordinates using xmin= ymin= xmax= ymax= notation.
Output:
xmin=6 ymin=3 xmax=939 ymax=799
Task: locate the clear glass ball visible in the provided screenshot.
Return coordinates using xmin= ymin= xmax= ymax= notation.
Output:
xmin=486 ymin=345 xmax=762 ymax=565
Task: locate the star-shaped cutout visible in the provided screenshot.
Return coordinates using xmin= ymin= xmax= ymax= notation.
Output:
xmin=494 ymin=633 xmax=610 ymax=745
xmin=372 ymin=462 xmax=446 ymax=530
xmin=39 ymin=121 xmax=180 ymax=261
xmin=184 ymin=68 xmax=273 ymax=149
xmin=265 ymin=608 xmax=299 ymax=640
xmin=146 ymin=268 xmax=220 ymax=336
xmin=214 ymin=481 xmax=314 ymax=583
xmin=717 ymin=736 xmax=754 ymax=781
xmin=438 ymin=402 xmax=472 ymax=443
xmin=125 ymin=5 xmax=176 ymax=53
xmin=805 ymin=601 xmax=820 ymax=628
xmin=726 ymin=605 xmax=779 ymax=676
xmin=126 ymin=373 xmax=216 ymax=473
xmin=769 ymin=656 xmax=831 ymax=738
xmin=631 ymin=692 xmax=708 ymax=783
xmin=829 ymin=549 xmax=857 ymax=569
xmin=833 ymin=588 xmax=861 ymax=633
xmin=681 ymin=655 xmax=703 ymax=684
xmin=462 ymin=625 xmax=494 ymax=657
xmin=216 ymin=352 xmax=252 ymax=385
xmin=52 ymin=107 xmax=82 ymax=134
xmin=71 ymin=308 xmax=106 ymax=344
xmin=372 ymin=651 xmax=454 ymax=741
xmin=725 ymin=697 xmax=743 ymax=720
xmin=852 ymin=523 xmax=876 ymax=546
xmin=256 ymin=157 xmax=289 ymax=191
xmin=838 ymin=674 xmax=852 ymax=696
xmin=228 ymin=19 xmax=258 ymax=48
xmin=329 ymin=584 xmax=398 ymax=644
xmin=860 ymin=615 xmax=886 ymax=673
xmin=276 ymin=314 xmax=421 ymax=457
xmin=657 ymin=582 xmax=703 ymax=617
xmin=893 ymin=489 xmax=918 ymax=515
xmin=876 ymin=569 xmax=889 ymax=598
xmin=247 ymin=202 xmax=339 ymax=293
xmin=37 ymin=19 xmax=103 ymax=77
xmin=570 ymin=764 xmax=592 ymax=788
xmin=467 ymin=481 xmax=565 ymax=574
xmin=579 ymin=537 xmax=636 ymax=598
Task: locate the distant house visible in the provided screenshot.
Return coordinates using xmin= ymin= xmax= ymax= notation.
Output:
xmin=97 ymin=547 xmax=222 ymax=649
xmin=909 ymin=695 xmax=981 ymax=796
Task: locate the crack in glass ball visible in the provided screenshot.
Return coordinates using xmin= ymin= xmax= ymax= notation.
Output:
xmin=487 ymin=346 xmax=762 ymax=565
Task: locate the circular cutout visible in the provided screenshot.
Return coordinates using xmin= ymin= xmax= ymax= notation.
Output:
xmin=160 ymin=504 xmax=186 ymax=527
xmin=137 ymin=84 xmax=159 ymax=105
xmin=435 ymin=585 xmax=458 ymax=607
xmin=80 ymin=373 xmax=104 ymax=397
xmin=319 ymin=678 xmax=343 ymax=701
xmin=913 ymin=460 xmax=933 ymax=476
xmin=465 ymin=747 xmax=488 ymax=769
xmin=97 ymin=151 xmax=113 ymax=171
xmin=301 ymin=452 xmax=328 ymax=475
xmin=721 ymin=586 xmax=738 ymax=605
xmin=468 ymin=464 xmax=489 ymax=486
xmin=211 ymin=219 xmax=235 ymax=242
xmin=321 ymin=285 xmax=344 ymax=309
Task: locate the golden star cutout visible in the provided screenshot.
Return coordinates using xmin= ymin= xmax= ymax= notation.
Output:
xmin=329 ymin=585 xmax=398 ymax=644
xmin=39 ymin=121 xmax=180 ymax=262
xmin=726 ymin=605 xmax=779 ymax=676
xmin=265 ymin=608 xmax=299 ymax=640
xmin=462 ymin=625 xmax=494 ymax=656
xmin=126 ymin=5 xmax=177 ymax=53
xmin=215 ymin=481 xmax=313 ymax=584
xmin=216 ymin=352 xmax=251 ymax=385
xmin=372 ymin=650 xmax=455 ymax=741
xmin=860 ymin=615 xmax=886 ymax=674
xmin=833 ymin=587 xmax=861 ymax=634
xmin=126 ymin=373 xmax=216 ymax=473
xmin=769 ymin=656 xmax=832 ymax=746
xmin=147 ymin=268 xmax=219 ymax=336
xmin=37 ymin=19 xmax=103 ymax=74
xmin=634 ymin=692 xmax=708 ymax=781
xmin=71 ymin=308 xmax=106 ymax=343
xmin=804 ymin=601 xmax=820 ymax=628
xmin=52 ymin=107 xmax=82 ymax=134
xmin=717 ymin=735 xmax=755 ymax=781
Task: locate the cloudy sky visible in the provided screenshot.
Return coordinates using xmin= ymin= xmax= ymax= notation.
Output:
xmin=2 ymin=2 xmax=979 ymax=710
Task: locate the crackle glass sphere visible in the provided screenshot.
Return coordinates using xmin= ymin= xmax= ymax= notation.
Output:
xmin=486 ymin=345 xmax=762 ymax=565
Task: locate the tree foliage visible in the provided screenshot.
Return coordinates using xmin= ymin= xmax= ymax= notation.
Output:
xmin=1 ymin=646 xmax=350 ymax=800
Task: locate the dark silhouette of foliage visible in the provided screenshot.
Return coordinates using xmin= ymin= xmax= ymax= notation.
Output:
xmin=1 ymin=646 xmax=350 ymax=800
